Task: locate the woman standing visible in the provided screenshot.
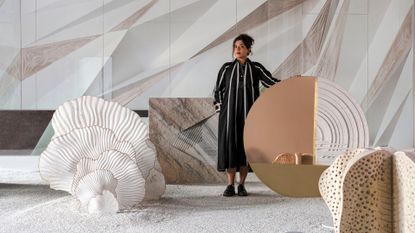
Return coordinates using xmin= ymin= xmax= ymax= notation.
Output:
xmin=213 ymin=34 xmax=280 ymax=197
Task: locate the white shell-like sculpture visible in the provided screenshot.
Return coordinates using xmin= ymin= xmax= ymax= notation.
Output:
xmin=39 ymin=96 xmax=165 ymax=213
xmin=320 ymin=148 xmax=415 ymax=232
xmin=316 ymin=78 xmax=369 ymax=164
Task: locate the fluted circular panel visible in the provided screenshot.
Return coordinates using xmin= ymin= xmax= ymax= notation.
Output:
xmin=316 ymin=78 xmax=369 ymax=164
xmin=40 ymin=96 xmax=165 ymax=213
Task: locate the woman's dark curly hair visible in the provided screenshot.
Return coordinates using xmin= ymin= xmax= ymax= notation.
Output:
xmin=233 ymin=34 xmax=255 ymax=55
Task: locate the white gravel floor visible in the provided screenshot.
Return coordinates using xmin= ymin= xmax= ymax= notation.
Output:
xmin=0 ymin=156 xmax=333 ymax=233
xmin=0 ymin=178 xmax=333 ymax=233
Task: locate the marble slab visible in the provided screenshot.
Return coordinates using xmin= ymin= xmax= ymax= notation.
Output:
xmin=149 ymin=98 xmax=225 ymax=184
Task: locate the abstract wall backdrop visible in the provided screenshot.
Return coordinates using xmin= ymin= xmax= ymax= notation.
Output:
xmin=0 ymin=0 xmax=413 ymax=148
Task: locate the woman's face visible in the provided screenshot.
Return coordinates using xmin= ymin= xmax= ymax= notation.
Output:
xmin=233 ymin=40 xmax=249 ymax=60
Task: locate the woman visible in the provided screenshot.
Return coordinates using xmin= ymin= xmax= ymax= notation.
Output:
xmin=213 ymin=34 xmax=280 ymax=197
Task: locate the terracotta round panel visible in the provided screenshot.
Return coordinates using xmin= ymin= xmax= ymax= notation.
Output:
xmin=244 ymin=76 xmax=317 ymax=164
xmin=244 ymin=76 xmax=324 ymax=197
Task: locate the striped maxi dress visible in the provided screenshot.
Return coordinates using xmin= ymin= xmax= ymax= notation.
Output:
xmin=213 ymin=58 xmax=280 ymax=172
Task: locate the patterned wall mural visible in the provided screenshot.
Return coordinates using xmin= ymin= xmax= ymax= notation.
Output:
xmin=0 ymin=0 xmax=413 ymax=148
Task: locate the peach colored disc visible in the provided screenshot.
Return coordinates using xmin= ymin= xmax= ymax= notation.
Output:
xmin=244 ymin=76 xmax=327 ymax=197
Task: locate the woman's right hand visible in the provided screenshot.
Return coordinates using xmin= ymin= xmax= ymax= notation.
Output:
xmin=215 ymin=103 xmax=221 ymax=113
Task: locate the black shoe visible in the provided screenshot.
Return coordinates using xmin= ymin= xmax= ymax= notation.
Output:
xmin=237 ymin=184 xmax=248 ymax=196
xmin=223 ymin=185 xmax=235 ymax=197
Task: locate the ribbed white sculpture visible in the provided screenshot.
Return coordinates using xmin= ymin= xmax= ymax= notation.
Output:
xmin=319 ymin=148 xmax=415 ymax=233
xmin=316 ymin=78 xmax=369 ymax=164
xmin=39 ymin=96 xmax=165 ymax=214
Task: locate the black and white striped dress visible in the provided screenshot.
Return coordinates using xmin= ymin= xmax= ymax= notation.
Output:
xmin=213 ymin=58 xmax=280 ymax=171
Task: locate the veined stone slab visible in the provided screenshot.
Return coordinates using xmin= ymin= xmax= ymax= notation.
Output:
xmin=149 ymin=98 xmax=226 ymax=184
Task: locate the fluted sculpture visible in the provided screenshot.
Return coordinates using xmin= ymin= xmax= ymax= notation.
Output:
xmin=39 ymin=96 xmax=165 ymax=214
